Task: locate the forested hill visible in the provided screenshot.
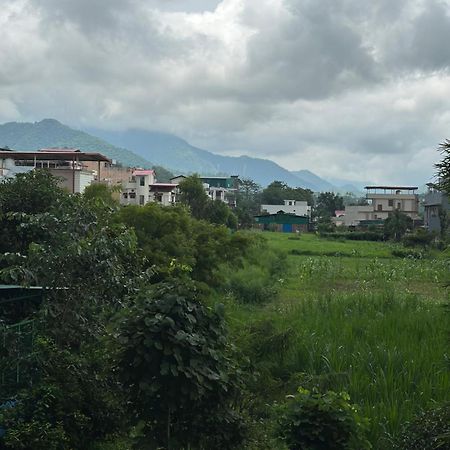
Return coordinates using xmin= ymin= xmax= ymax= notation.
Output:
xmin=0 ymin=119 xmax=152 ymax=169
xmin=86 ymin=127 xmax=314 ymax=187
xmin=1 ymin=118 xmax=358 ymax=190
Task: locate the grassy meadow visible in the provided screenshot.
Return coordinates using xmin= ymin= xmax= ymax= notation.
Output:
xmin=225 ymin=232 xmax=449 ymax=449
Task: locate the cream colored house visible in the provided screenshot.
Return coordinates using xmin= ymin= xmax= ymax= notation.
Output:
xmin=0 ymin=148 xmax=110 ymax=194
xmin=341 ymin=186 xmax=419 ymax=226
xmin=121 ymin=169 xmax=156 ymax=206
xmin=121 ymin=170 xmax=178 ymax=206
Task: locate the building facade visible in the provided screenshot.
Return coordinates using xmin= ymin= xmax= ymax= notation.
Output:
xmin=121 ymin=170 xmax=178 ymax=206
xmin=261 ymin=199 xmax=311 ymax=218
xmin=0 ymin=148 xmax=110 ymax=194
xmin=341 ymin=186 xmax=419 ymax=226
xmin=424 ymin=184 xmax=449 ymax=233
xmin=254 ymin=212 xmax=309 ymax=232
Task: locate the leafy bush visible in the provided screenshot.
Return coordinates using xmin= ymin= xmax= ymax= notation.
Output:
xmin=0 ymin=339 xmax=124 ymax=450
xmin=391 ymin=247 xmax=427 ymax=259
xmin=276 ymin=388 xmax=371 ymax=450
xmin=320 ymin=231 xmax=384 ymax=241
xmin=396 ymin=402 xmax=450 ymax=449
xmin=114 ymin=280 xmax=246 ymax=449
xmin=223 ymin=265 xmax=278 ymax=304
xmin=402 ymin=229 xmax=434 ymax=247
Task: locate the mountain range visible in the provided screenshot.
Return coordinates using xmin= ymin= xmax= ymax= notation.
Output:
xmin=0 ymin=119 xmax=365 ymax=192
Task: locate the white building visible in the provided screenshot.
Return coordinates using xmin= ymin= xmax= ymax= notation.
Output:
xmin=149 ymin=183 xmax=178 ymax=206
xmin=261 ymin=200 xmax=311 ymax=217
xmin=121 ymin=169 xmax=178 ymax=206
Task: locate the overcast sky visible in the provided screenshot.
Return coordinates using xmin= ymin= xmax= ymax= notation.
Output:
xmin=2 ymin=0 xmax=450 ymax=184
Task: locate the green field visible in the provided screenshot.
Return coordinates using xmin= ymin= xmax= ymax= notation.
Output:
xmin=226 ymin=232 xmax=450 ymax=449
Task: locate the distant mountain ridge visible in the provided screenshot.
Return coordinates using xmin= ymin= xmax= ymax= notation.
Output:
xmin=0 ymin=119 xmax=152 ymax=168
xmin=86 ymin=127 xmax=331 ymax=189
xmin=0 ymin=119 xmax=364 ymax=191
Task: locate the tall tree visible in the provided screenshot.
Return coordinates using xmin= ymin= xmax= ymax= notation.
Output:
xmin=178 ymin=175 xmax=209 ymax=219
xmin=384 ymin=210 xmax=413 ymax=241
xmin=316 ymin=192 xmax=344 ymax=219
xmin=235 ymin=178 xmax=261 ymax=228
xmin=261 ymin=181 xmax=313 ymax=205
xmin=436 ymin=140 xmax=450 ymax=195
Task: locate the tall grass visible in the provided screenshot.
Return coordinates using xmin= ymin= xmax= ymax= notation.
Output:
xmin=281 ymin=291 xmax=449 ymax=446
xmin=226 ymin=232 xmax=449 ymax=449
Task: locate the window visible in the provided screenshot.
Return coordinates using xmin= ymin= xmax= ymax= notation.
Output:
xmin=397 ymin=202 xmax=401 ymax=210
xmin=140 ymin=177 xmax=145 ymax=186
xmin=377 ymin=204 xmax=382 ymax=211
xmin=129 ymin=192 xmax=136 ymax=199
xmin=123 ymin=193 xmax=128 ymax=199
xmin=388 ymin=199 xmax=393 ymax=207
xmin=139 ymin=195 xmax=145 ymax=205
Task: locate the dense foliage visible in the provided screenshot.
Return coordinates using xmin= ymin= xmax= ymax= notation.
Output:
xmin=261 ymin=181 xmax=314 ymax=206
xmin=1 ymin=169 xmax=448 ymax=450
xmin=115 ymin=281 xmax=245 ymax=449
xmin=178 ymin=174 xmax=238 ymax=228
xmin=276 ymin=388 xmax=371 ymax=450
xmin=316 ymin=192 xmax=344 ymax=219
xmin=436 ymin=139 xmax=450 ymax=195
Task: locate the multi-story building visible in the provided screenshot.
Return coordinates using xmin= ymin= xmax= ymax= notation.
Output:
xmin=121 ymin=169 xmax=178 ymax=206
xmin=365 ymin=186 xmax=419 ymax=219
xmin=424 ymin=184 xmax=449 ymax=233
xmin=341 ymin=186 xmax=419 ymax=226
xmin=0 ymin=148 xmax=110 ymax=193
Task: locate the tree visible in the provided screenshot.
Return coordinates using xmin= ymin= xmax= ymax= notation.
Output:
xmin=0 ymin=170 xmax=67 ymax=253
xmin=316 ymin=192 xmax=344 ymax=219
xmin=239 ymin=178 xmax=261 ymax=201
xmin=115 ymin=281 xmax=245 ymax=449
xmin=83 ymin=182 xmax=119 ymax=206
xmin=204 ymin=199 xmax=238 ymax=229
xmin=235 ymin=178 xmax=261 ymax=228
xmin=384 ymin=210 xmax=413 ymax=241
xmin=436 ymin=139 xmax=450 ymax=195
xmin=261 ymin=181 xmax=313 ymax=206
xmin=178 ymin=175 xmax=209 ymax=219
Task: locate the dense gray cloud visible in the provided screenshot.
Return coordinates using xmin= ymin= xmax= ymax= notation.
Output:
xmin=1 ymin=0 xmax=450 ymax=183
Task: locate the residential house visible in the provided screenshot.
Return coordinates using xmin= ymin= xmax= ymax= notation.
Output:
xmin=424 ymin=184 xmax=449 ymax=233
xmin=0 ymin=148 xmax=110 ymax=193
xmin=261 ymin=199 xmax=311 ymax=218
xmin=341 ymin=186 xmax=419 ymax=226
xmin=121 ymin=169 xmax=178 ymax=206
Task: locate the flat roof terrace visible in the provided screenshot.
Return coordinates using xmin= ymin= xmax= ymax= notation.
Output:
xmin=365 ymin=186 xmax=418 ymax=194
xmin=0 ymin=150 xmax=110 ymax=163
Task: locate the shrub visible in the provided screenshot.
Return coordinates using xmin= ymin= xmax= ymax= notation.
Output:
xmin=396 ymin=402 xmax=450 ymax=449
xmin=276 ymin=388 xmax=371 ymax=450
xmin=402 ymin=229 xmax=434 ymax=248
xmin=391 ymin=248 xmax=427 ymax=259
xmin=114 ymin=280 xmax=246 ymax=450
xmin=223 ymin=265 xmax=278 ymax=304
xmin=320 ymin=231 xmax=384 ymax=241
